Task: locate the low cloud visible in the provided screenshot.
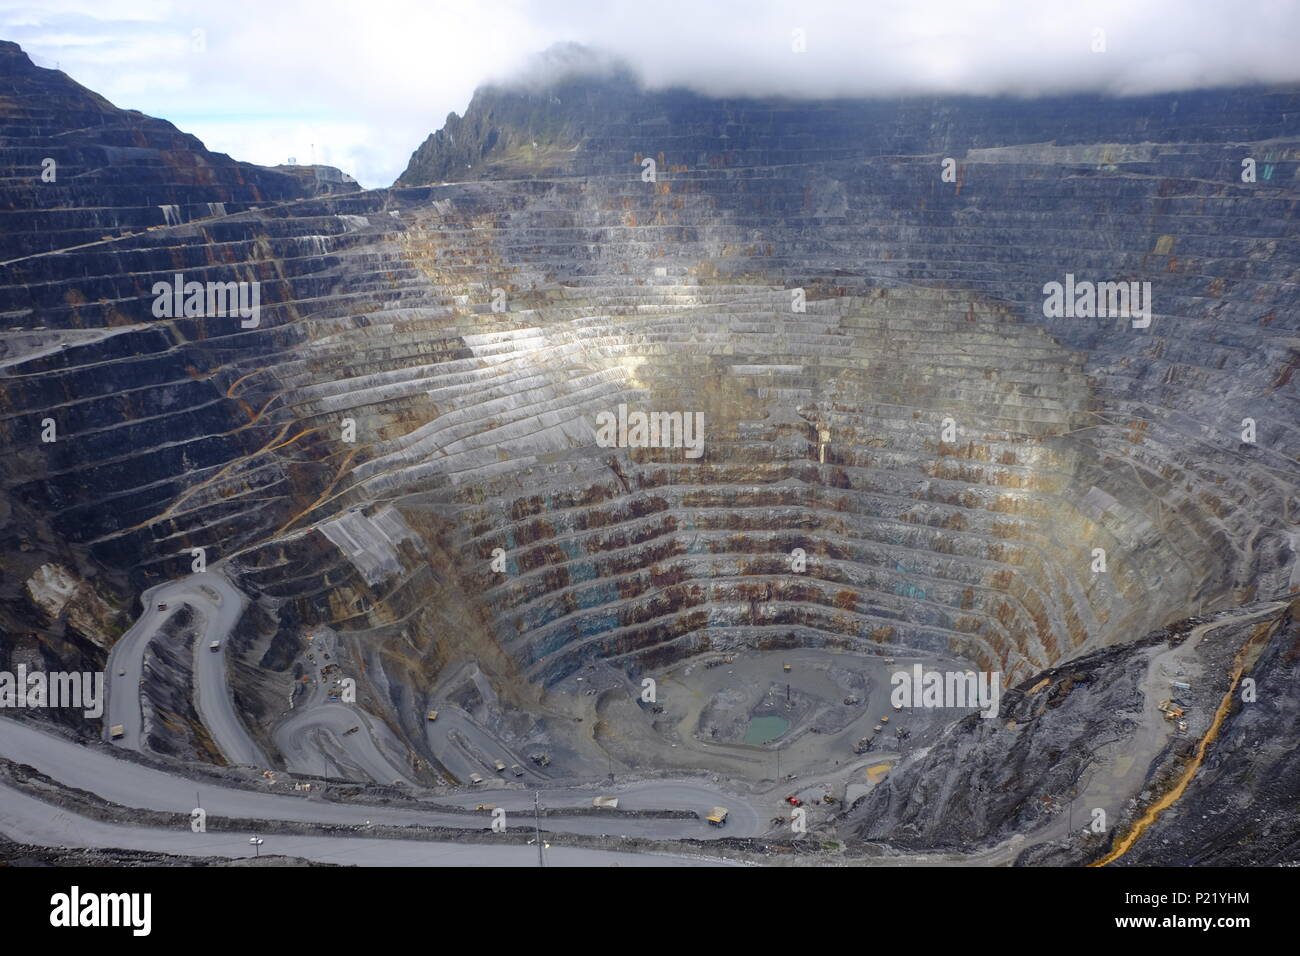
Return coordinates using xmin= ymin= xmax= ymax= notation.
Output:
xmin=517 ymin=0 xmax=1300 ymax=98
xmin=5 ymin=0 xmax=1299 ymax=188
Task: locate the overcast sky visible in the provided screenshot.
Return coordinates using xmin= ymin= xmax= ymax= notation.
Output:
xmin=4 ymin=0 xmax=1300 ymax=188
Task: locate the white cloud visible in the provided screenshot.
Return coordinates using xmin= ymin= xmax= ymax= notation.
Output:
xmin=4 ymin=0 xmax=1299 ymax=188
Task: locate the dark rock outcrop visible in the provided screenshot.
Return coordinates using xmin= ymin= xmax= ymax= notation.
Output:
xmin=845 ymin=630 xmax=1164 ymax=850
xmin=1112 ymin=601 xmax=1300 ymax=865
xmin=0 ymin=40 xmax=320 ymax=262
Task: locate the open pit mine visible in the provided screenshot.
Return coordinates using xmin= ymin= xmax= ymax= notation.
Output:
xmin=1 ymin=38 xmax=1298 ymax=870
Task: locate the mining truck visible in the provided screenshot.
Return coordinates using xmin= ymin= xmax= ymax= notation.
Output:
xmin=706 ymin=807 xmax=729 ymax=826
xmin=109 ymin=724 xmax=125 ymax=739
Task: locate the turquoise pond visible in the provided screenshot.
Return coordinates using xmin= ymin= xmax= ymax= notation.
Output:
xmin=743 ymin=715 xmax=790 ymax=745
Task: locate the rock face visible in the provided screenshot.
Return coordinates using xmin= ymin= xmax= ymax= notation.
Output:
xmin=846 ymin=631 xmax=1163 ymax=851
xmin=0 ymin=41 xmax=330 ymax=262
xmin=1 ymin=41 xmax=1298 ymax=859
xmin=1110 ymin=601 xmax=1300 ymax=865
xmin=398 ymin=69 xmax=1300 ymax=188
xmin=139 ymin=604 xmax=223 ymax=762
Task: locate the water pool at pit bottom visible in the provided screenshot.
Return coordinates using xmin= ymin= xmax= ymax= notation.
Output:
xmin=743 ymin=714 xmax=790 ymax=745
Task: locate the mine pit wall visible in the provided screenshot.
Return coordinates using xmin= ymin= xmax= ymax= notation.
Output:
xmin=0 ymin=209 xmax=375 ymax=592
xmin=3 ymin=43 xmax=1299 ymax=764
xmin=469 ymin=108 xmax=1295 ymax=682
xmin=430 ymin=281 xmax=1287 ymax=691
xmin=0 ymin=40 xmax=318 ymax=264
xmin=223 ymin=505 xmax=529 ymax=771
xmin=369 ymin=82 xmax=1300 ymax=689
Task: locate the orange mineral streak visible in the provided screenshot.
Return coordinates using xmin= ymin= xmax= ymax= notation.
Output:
xmin=1090 ymin=617 xmax=1280 ymax=866
xmin=124 ymin=421 xmax=318 ymax=532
